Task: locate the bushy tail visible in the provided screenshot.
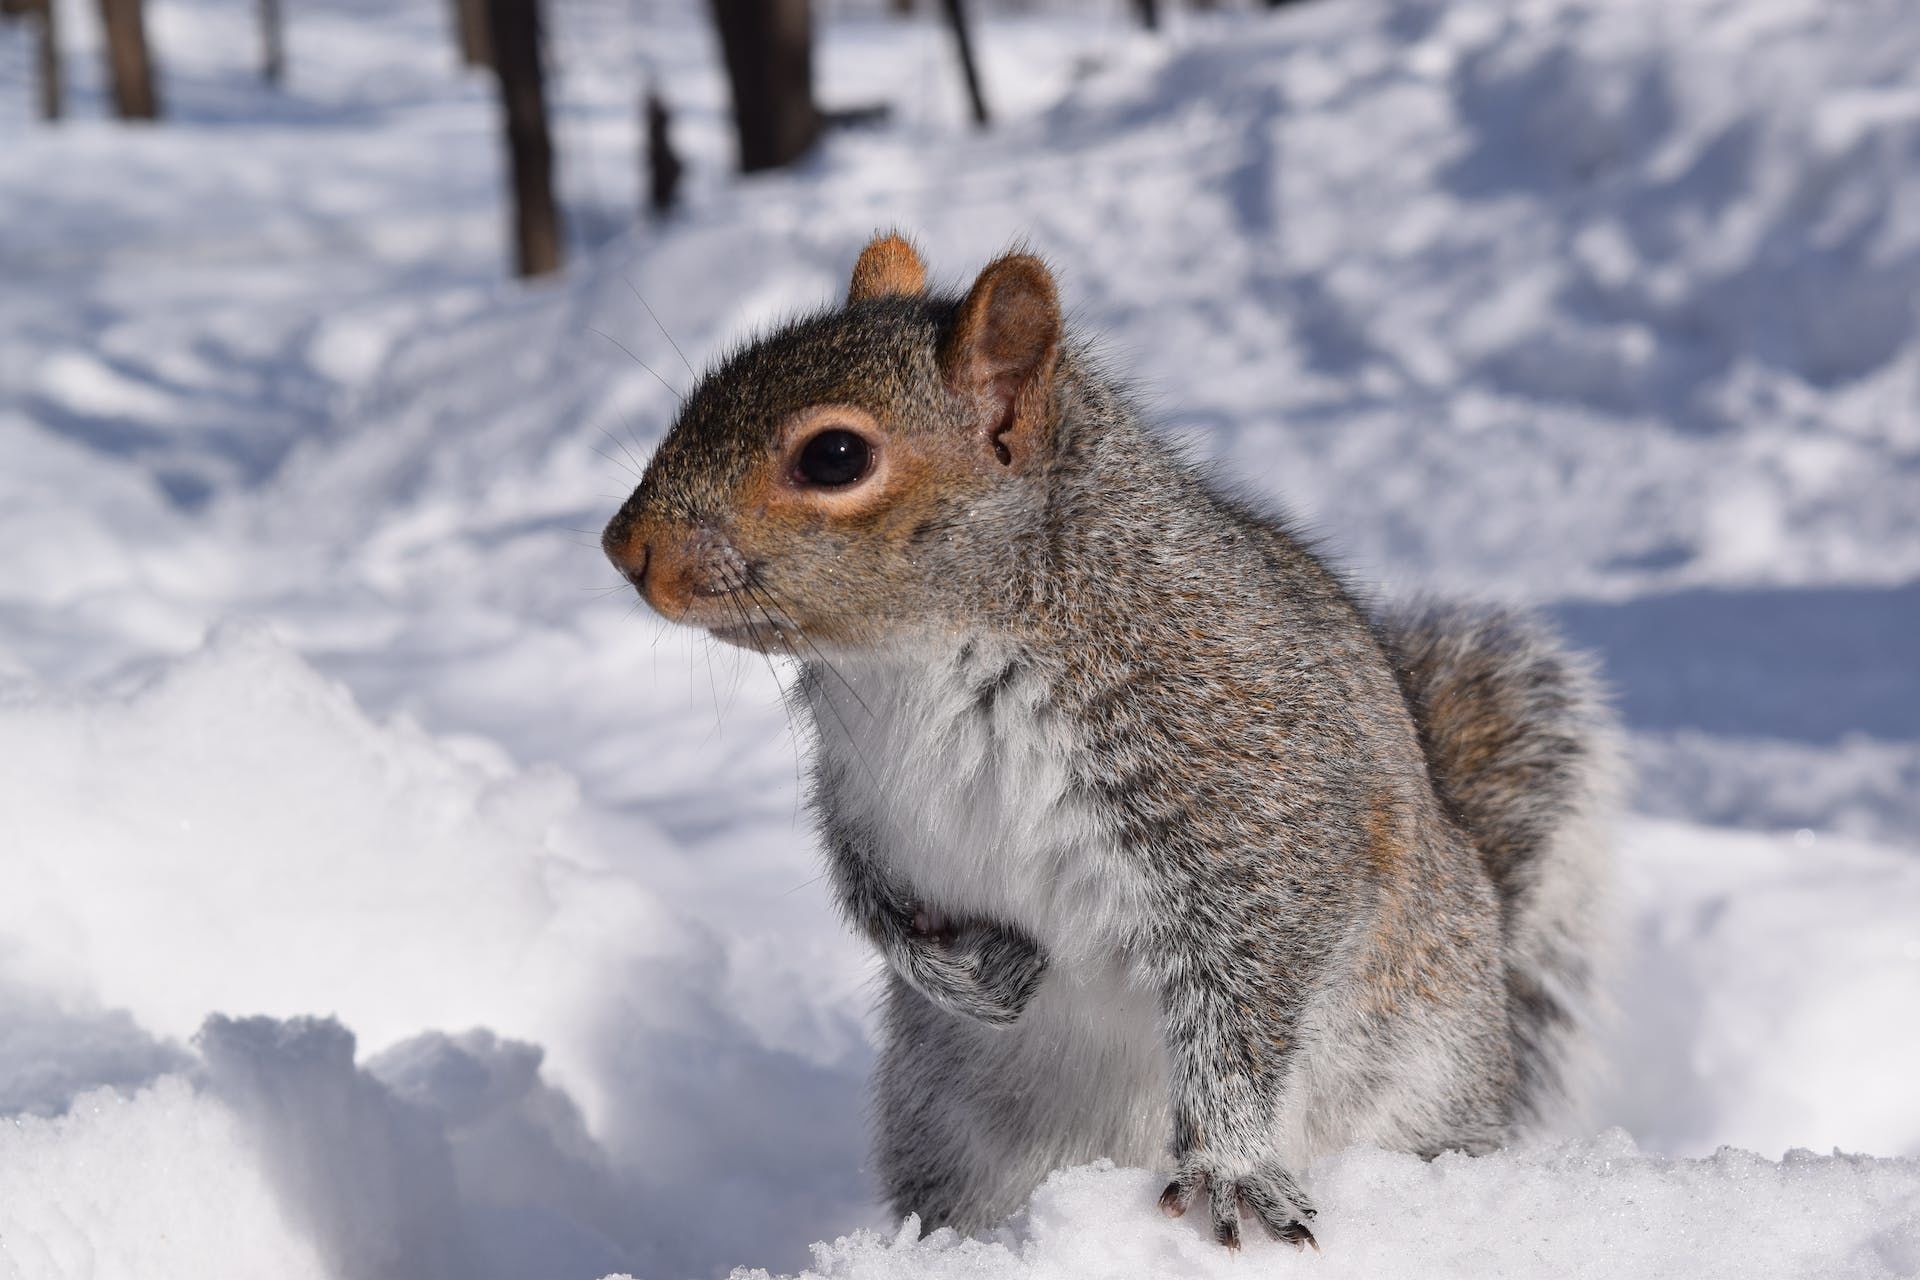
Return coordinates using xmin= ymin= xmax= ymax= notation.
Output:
xmin=1377 ymin=603 xmax=1622 ymax=1128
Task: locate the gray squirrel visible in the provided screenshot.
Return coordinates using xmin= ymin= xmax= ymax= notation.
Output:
xmin=603 ymin=235 xmax=1619 ymax=1250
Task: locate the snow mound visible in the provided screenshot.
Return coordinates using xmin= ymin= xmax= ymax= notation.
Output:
xmin=0 ymin=627 xmax=875 ymax=1276
xmin=1604 ymin=821 xmax=1920 ymax=1161
xmin=0 ymin=1077 xmax=327 ymax=1280
xmin=0 ymin=622 xmax=674 ymax=1100
xmin=0 ymin=1015 xmax=644 ymax=1280
xmin=729 ymin=1143 xmax=1920 ymax=1280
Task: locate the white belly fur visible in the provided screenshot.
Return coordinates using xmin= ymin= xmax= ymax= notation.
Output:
xmin=810 ymin=638 xmax=1172 ymax=1174
xmin=810 ymin=637 xmax=1152 ymax=975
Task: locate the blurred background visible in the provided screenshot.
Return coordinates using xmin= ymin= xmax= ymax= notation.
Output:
xmin=1 ymin=0 xmax=1916 ymax=1277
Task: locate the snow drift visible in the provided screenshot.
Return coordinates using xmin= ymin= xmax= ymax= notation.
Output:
xmin=0 ymin=628 xmax=876 ymax=1277
xmin=725 ymin=1146 xmax=1920 ymax=1280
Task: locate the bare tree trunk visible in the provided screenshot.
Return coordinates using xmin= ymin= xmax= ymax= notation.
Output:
xmin=259 ymin=0 xmax=284 ymax=84
xmin=644 ymin=89 xmax=683 ymax=218
xmin=452 ymin=0 xmax=490 ymax=66
xmin=485 ymin=0 xmax=562 ymax=277
xmin=709 ymin=0 xmax=821 ymax=173
xmin=35 ymin=0 xmax=62 ymax=120
xmin=889 ymin=0 xmax=912 ymax=16
xmin=97 ymin=0 xmax=159 ymax=119
xmin=939 ymin=0 xmax=987 ymax=129
xmin=1131 ymin=0 xmax=1159 ymax=31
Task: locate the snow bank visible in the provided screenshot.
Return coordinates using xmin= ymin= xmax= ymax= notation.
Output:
xmin=0 ymin=628 xmax=875 ymax=1277
xmin=3 ymin=631 xmax=1913 ymax=1280
xmin=195 ymin=1013 xmax=648 ymax=1280
xmin=0 ymin=622 xmax=665 ymax=1087
xmin=0 ymin=1016 xmax=644 ymax=1280
xmin=726 ymin=1143 xmax=1920 ymax=1280
xmin=1603 ymin=821 xmax=1920 ymax=1161
xmin=13 ymin=1079 xmax=1917 ymax=1280
xmin=0 ymin=1077 xmax=327 ymax=1280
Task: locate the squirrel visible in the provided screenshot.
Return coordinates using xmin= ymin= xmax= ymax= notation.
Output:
xmin=602 ymin=234 xmax=1619 ymax=1250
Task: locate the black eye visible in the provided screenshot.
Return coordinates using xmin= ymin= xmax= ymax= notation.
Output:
xmin=794 ymin=429 xmax=871 ymax=487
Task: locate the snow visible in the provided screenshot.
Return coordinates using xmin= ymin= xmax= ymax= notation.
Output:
xmin=726 ymin=1146 xmax=1920 ymax=1280
xmin=3 ymin=0 xmax=1918 ymax=1275
xmin=0 ymin=1078 xmax=329 ymax=1280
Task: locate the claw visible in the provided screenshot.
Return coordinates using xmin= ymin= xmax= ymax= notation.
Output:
xmin=1159 ymin=1171 xmax=1209 ymax=1219
xmin=1168 ymin=1163 xmax=1317 ymax=1253
xmin=1275 ymin=1219 xmax=1318 ymax=1253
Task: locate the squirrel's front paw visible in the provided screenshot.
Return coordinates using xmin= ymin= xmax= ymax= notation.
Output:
xmin=897 ymin=911 xmax=1048 ymax=1027
xmin=1159 ymin=1157 xmax=1317 ymax=1252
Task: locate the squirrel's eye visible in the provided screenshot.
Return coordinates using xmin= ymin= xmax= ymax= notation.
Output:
xmin=794 ymin=429 xmax=871 ymax=487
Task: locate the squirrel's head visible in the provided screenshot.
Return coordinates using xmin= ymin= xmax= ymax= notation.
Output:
xmin=603 ymin=234 xmax=1064 ymax=655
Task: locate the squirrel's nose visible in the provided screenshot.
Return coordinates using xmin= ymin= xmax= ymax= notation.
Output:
xmin=604 ymin=514 xmax=702 ymax=622
xmin=619 ymin=543 xmax=651 ymax=592
xmin=602 ymin=513 xmax=652 ymax=593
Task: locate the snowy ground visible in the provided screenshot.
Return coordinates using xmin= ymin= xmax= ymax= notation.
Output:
xmin=2 ymin=0 xmax=1918 ymax=1275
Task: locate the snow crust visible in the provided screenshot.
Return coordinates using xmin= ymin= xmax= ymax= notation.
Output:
xmin=3 ymin=0 xmax=1918 ymax=1275
xmin=728 ymin=1146 xmax=1920 ymax=1280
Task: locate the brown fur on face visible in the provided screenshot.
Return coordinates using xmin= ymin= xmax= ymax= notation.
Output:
xmin=602 ymin=239 xmax=1069 ymax=654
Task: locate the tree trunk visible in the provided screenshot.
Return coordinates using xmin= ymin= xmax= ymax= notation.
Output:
xmin=709 ymin=0 xmax=821 ymax=173
xmin=1131 ymin=0 xmax=1159 ymax=31
xmin=485 ymin=0 xmax=562 ymax=277
xmin=35 ymin=0 xmax=62 ymax=120
xmin=259 ymin=0 xmax=284 ymax=84
xmin=97 ymin=0 xmax=159 ymax=120
xmin=644 ymin=89 xmax=683 ymax=218
xmin=939 ymin=0 xmax=988 ymax=129
xmin=452 ymin=0 xmax=490 ymax=66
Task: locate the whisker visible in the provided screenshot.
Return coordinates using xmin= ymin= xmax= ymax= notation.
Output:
xmin=782 ymin=871 xmax=828 ymax=897
xmin=589 ymin=326 xmax=684 ymax=402
xmin=626 ymin=275 xmax=697 ymax=379
xmin=744 ymin=577 xmax=874 ymax=719
xmin=592 ymin=445 xmax=642 ymax=481
xmin=596 ymin=426 xmax=648 ymax=478
xmin=729 ymin=590 xmax=814 ymax=810
xmin=737 ymin=580 xmax=883 ymax=792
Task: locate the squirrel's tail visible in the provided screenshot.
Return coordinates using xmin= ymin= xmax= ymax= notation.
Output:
xmin=1377 ymin=602 xmax=1623 ymax=1130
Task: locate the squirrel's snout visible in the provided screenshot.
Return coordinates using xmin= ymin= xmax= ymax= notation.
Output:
xmin=616 ymin=542 xmax=650 ymax=593
xmin=604 ymin=512 xmax=714 ymax=625
xmin=602 ymin=509 xmax=644 ymax=577
xmin=603 ymin=512 xmax=661 ymax=609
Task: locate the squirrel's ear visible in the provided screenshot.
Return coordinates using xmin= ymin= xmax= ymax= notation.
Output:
xmin=940 ymin=254 xmax=1061 ymax=470
xmin=848 ymin=233 xmax=927 ymax=304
